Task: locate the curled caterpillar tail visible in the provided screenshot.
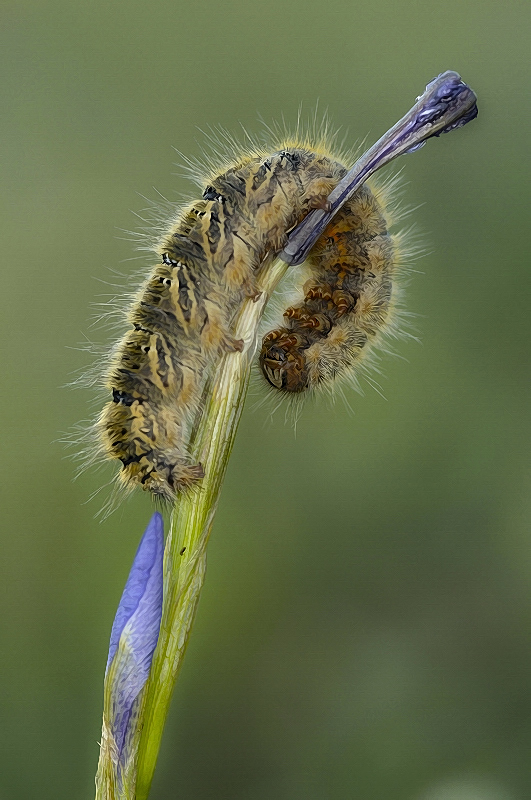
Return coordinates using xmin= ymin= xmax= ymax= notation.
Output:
xmin=259 ymin=183 xmax=395 ymax=393
xmin=259 ymin=72 xmax=478 ymax=395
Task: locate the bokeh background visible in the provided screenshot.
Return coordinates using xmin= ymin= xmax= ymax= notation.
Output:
xmin=2 ymin=0 xmax=530 ymax=798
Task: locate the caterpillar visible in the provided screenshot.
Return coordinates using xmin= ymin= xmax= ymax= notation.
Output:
xmin=80 ymin=72 xmax=477 ymax=508
xmin=98 ymin=144 xmax=357 ymax=502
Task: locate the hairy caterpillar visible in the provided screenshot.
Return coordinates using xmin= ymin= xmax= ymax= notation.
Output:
xmin=81 ymin=72 xmax=477 ymax=507
xmin=99 ymin=146 xmax=354 ymax=502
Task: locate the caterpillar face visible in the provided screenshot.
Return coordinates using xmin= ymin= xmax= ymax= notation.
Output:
xmin=260 ymin=332 xmax=310 ymax=392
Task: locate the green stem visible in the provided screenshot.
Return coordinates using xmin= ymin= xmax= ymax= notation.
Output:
xmin=134 ymin=255 xmax=289 ymax=800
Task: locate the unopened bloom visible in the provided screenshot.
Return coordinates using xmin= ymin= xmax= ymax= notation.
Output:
xmin=96 ymin=512 xmax=164 ymax=798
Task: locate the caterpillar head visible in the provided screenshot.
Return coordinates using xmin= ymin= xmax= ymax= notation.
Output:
xmin=259 ymin=334 xmax=309 ymax=393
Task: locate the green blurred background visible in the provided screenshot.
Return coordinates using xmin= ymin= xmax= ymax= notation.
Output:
xmin=2 ymin=0 xmax=530 ymax=798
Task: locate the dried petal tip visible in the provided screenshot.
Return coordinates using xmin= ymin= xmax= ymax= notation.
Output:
xmin=281 ymin=70 xmax=478 ymax=266
xmin=105 ymin=512 xmax=164 ymax=759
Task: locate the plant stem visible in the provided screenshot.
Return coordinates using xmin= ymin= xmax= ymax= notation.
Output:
xmin=134 ymin=255 xmax=289 ymax=799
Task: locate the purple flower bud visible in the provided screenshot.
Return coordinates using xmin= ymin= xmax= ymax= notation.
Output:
xmin=105 ymin=512 xmax=164 ymax=759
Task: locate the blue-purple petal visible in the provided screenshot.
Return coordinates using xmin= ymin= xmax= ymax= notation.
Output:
xmin=107 ymin=512 xmax=164 ymax=670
